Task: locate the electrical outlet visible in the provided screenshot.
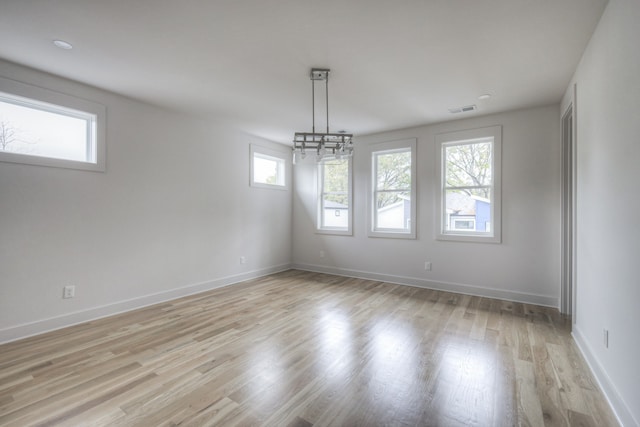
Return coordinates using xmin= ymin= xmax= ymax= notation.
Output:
xmin=424 ymin=261 xmax=432 ymax=271
xmin=604 ymin=329 xmax=609 ymax=348
xmin=239 ymin=256 xmax=246 ymax=264
xmin=63 ymin=285 xmax=75 ymax=299
xmin=320 ymin=250 xmax=325 ymax=258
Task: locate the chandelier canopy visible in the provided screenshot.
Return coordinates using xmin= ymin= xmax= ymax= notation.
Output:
xmin=293 ymin=68 xmax=353 ymax=162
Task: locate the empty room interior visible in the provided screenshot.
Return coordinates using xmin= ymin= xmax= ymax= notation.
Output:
xmin=0 ymin=0 xmax=638 ymax=426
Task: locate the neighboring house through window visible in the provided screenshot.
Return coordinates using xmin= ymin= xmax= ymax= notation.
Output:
xmin=317 ymin=157 xmax=352 ymax=235
xmin=436 ymin=126 xmax=502 ymax=242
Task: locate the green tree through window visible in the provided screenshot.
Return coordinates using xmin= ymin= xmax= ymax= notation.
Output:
xmin=445 ymin=142 xmax=491 ymax=198
xmin=375 ymin=150 xmax=411 ymax=209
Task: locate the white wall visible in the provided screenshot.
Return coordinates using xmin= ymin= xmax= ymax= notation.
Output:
xmin=0 ymin=60 xmax=292 ymax=343
xmin=293 ymin=105 xmax=561 ymax=306
xmin=563 ymin=0 xmax=640 ymax=425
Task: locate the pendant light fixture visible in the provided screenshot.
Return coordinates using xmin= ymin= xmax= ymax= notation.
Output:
xmin=293 ymin=68 xmax=353 ymax=163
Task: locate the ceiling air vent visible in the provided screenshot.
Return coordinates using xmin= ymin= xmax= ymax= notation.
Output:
xmin=448 ymin=104 xmax=477 ymax=114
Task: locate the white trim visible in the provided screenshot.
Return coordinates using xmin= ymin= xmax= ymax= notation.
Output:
xmin=560 ymin=99 xmax=577 ymax=317
xmin=291 ymin=263 xmax=558 ymax=307
xmin=0 ymin=76 xmax=106 ymax=172
xmin=435 ymin=126 xmax=502 ymax=243
xmin=572 ymin=326 xmax=634 ymax=427
xmin=0 ymin=263 xmax=291 ymax=344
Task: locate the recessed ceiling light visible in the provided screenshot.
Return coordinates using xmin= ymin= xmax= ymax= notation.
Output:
xmin=478 ymin=94 xmax=492 ymax=100
xmin=53 ymin=40 xmax=73 ymax=50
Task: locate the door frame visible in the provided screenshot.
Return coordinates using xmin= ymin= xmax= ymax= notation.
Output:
xmin=560 ymin=84 xmax=577 ymax=321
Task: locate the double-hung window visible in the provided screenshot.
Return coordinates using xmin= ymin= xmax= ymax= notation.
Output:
xmin=317 ymin=157 xmax=352 ymax=235
xmin=436 ymin=126 xmax=502 ymax=242
xmin=368 ymin=138 xmax=417 ymax=238
xmin=0 ymin=77 xmax=105 ymax=171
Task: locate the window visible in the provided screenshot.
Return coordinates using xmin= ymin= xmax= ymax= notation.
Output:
xmin=250 ymin=144 xmax=287 ymax=189
xmin=368 ymin=138 xmax=417 ymax=238
xmin=0 ymin=77 xmax=105 ymax=171
xmin=436 ymin=126 xmax=502 ymax=243
xmin=317 ymin=157 xmax=352 ymax=235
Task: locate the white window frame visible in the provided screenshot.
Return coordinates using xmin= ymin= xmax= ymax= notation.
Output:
xmin=368 ymin=138 xmax=417 ymax=239
xmin=317 ymin=156 xmax=353 ymax=235
xmin=0 ymin=76 xmax=106 ymax=172
xmin=436 ymin=125 xmax=502 ymax=243
xmin=250 ymin=144 xmax=288 ymax=190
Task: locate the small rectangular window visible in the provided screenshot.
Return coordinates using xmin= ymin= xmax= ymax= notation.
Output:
xmin=317 ymin=157 xmax=352 ymax=235
xmin=253 ymin=152 xmax=285 ymax=186
xmin=368 ymin=139 xmax=417 ymax=239
xmin=436 ymin=126 xmax=502 ymax=243
xmin=0 ymin=77 xmax=105 ymax=171
xmin=250 ymin=144 xmax=288 ymax=189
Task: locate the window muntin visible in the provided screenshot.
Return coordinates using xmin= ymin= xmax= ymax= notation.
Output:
xmin=0 ymin=77 xmax=105 ymax=171
xmin=317 ymin=157 xmax=352 ymax=234
xmin=369 ymin=139 xmax=416 ymax=238
xmin=250 ymin=145 xmax=288 ymax=189
xmin=436 ymin=126 xmax=501 ymax=243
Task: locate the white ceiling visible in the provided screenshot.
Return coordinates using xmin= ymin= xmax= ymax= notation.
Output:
xmin=0 ymin=0 xmax=607 ymax=144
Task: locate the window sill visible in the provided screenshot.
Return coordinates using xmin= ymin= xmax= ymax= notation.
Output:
xmin=436 ymin=232 xmax=501 ymax=243
xmin=368 ymin=230 xmax=416 ymax=239
xmin=316 ymin=228 xmax=353 ymax=236
xmin=250 ymin=182 xmax=288 ymax=190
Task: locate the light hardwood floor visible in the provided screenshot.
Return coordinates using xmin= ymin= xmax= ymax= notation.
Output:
xmin=0 ymin=270 xmax=618 ymax=426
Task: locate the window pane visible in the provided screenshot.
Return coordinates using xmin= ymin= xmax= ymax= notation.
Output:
xmin=444 ymin=189 xmax=491 ymax=232
xmin=323 ymin=159 xmax=349 ymax=192
xmin=322 ymin=194 xmax=349 ymax=228
xmin=376 ymin=150 xmax=411 ymax=190
xmin=323 ymin=192 xmax=348 ymax=206
xmin=445 ymin=142 xmax=492 ymax=188
xmin=376 ymin=191 xmax=411 ymax=230
xmin=0 ymin=98 xmax=92 ymax=162
xmin=253 ymin=153 xmax=284 ymax=186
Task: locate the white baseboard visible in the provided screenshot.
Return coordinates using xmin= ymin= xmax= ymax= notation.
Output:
xmin=291 ymin=263 xmax=558 ymax=307
xmin=0 ymin=264 xmax=291 ymax=345
xmin=572 ymin=326 xmax=636 ymax=427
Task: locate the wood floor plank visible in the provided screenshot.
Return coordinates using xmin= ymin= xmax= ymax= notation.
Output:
xmin=0 ymin=270 xmax=619 ymax=426
xmin=515 ymin=359 xmax=546 ymax=427
xmin=527 ymin=323 xmax=568 ymax=426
